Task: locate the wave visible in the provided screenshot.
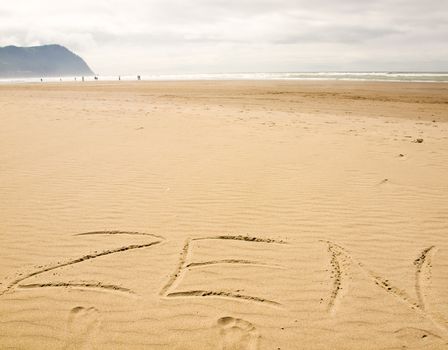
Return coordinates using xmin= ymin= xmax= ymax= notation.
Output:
xmin=1 ymin=72 xmax=448 ymax=83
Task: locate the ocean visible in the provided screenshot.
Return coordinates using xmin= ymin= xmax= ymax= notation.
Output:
xmin=1 ymin=72 xmax=448 ymax=83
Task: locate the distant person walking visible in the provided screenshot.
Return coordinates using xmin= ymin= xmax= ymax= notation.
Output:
xmin=137 ymin=75 xmax=141 ymax=81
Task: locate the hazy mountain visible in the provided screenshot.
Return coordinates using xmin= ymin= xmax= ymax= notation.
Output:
xmin=0 ymin=44 xmax=94 ymax=78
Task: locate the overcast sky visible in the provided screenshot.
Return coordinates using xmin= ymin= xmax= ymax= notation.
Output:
xmin=1 ymin=0 xmax=447 ymax=74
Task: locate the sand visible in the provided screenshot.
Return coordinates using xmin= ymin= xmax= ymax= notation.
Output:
xmin=0 ymin=80 xmax=447 ymax=349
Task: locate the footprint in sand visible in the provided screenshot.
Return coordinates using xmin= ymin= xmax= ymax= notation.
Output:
xmin=65 ymin=306 xmax=101 ymax=350
xmin=217 ymin=317 xmax=259 ymax=350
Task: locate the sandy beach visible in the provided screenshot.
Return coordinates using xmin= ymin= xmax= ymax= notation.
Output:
xmin=1 ymin=80 xmax=448 ymax=349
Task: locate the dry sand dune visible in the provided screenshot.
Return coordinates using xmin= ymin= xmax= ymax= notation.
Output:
xmin=0 ymin=81 xmax=447 ymax=349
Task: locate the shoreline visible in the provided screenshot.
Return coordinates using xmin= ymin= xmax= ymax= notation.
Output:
xmin=2 ymin=78 xmax=448 ymax=85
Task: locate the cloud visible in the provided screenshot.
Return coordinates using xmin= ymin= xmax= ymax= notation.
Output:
xmin=1 ymin=0 xmax=447 ymax=73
